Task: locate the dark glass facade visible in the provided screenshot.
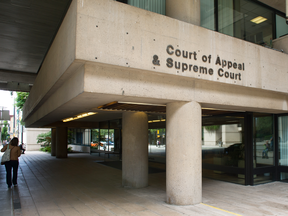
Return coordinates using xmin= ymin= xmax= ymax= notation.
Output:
xmin=200 ymin=0 xmax=287 ymax=46
xmin=119 ymin=0 xmax=288 ymax=46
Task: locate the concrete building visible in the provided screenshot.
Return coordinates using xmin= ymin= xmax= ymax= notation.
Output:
xmin=1 ymin=0 xmax=288 ymax=206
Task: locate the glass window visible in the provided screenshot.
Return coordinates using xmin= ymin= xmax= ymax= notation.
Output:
xmin=276 ymin=14 xmax=288 ymax=38
xmin=128 ymin=0 xmax=166 ymax=15
xmin=253 ymin=173 xmax=274 ymax=185
xmin=216 ymin=0 xmax=274 ymax=47
xmin=110 ymin=119 xmax=121 ymax=153
xmin=68 ymin=128 xmax=75 ymax=145
xmin=148 ymin=128 xmax=166 ymax=163
xmin=200 ymin=0 xmax=215 ymax=30
xmin=91 ymin=129 xmax=100 ymax=152
xmin=202 ymin=115 xmax=245 ymax=185
xmin=253 ymin=114 xmax=274 ymax=167
xmin=280 ymin=172 xmax=288 ymax=182
xmin=68 ymin=128 xmax=91 ymax=146
xmin=218 ymin=0 xmax=234 ymax=36
xmin=278 ymin=116 xmax=288 ymax=166
xmin=100 ymin=129 xmax=109 ymax=151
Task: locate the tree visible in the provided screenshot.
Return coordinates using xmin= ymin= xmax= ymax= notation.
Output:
xmin=255 ymin=116 xmax=273 ymax=139
xmin=15 ymin=92 xmax=29 ymax=110
xmin=37 ymin=131 xmax=51 ymax=146
xmin=1 ymin=120 xmax=9 ymax=141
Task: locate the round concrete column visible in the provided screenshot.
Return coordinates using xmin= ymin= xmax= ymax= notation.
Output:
xmin=56 ymin=127 xmax=68 ymax=158
xmin=51 ymin=128 xmax=56 ymax=156
xmin=166 ymin=0 xmax=201 ymax=26
xmin=122 ymin=112 xmax=148 ymax=188
xmin=166 ymin=101 xmax=202 ymax=205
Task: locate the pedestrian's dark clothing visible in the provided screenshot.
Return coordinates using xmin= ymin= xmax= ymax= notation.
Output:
xmin=19 ymin=144 xmax=26 ymax=154
xmin=5 ymin=160 xmax=19 ymax=187
xmin=1 ymin=144 xmax=21 ymax=187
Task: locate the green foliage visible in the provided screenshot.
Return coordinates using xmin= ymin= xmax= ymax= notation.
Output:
xmin=67 ymin=147 xmax=72 ymax=152
xmin=91 ymin=129 xmax=99 ymax=142
xmin=37 ymin=131 xmax=51 ymax=146
xmin=40 ymin=146 xmax=51 ymax=153
xmin=204 ymin=125 xmax=220 ymax=131
xmin=40 ymin=146 xmax=72 ymax=153
xmin=15 ymin=92 xmax=29 ymax=111
xmin=255 ymin=116 xmax=273 ymax=139
xmin=67 ymin=130 xmax=75 ymax=144
xmin=1 ymin=121 xmax=9 ymax=141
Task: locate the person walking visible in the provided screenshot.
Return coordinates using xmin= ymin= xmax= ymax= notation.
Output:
xmin=19 ymin=143 xmax=26 ymax=154
xmin=1 ymin=137 xmax=21 ymax=188
xmin=262 ymin=140 xmax=269 ymax=159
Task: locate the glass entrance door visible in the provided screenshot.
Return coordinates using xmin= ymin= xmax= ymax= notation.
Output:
xmin=202 ymin=112 xmax=278 ymax=185
xmin=278 ymin=115 xmax=288 ymax=182
xmin=252 ymin=113 xmax=275 ymax=185
xmin=202 ymin=113 xmax=246 ymax=185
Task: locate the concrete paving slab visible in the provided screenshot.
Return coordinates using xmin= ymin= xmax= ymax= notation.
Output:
xmin=1 ymin=151 xmax=288 ymax=216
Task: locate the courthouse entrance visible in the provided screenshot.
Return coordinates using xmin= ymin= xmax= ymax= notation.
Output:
xmin=148 ymin=109 xmax=288 ymax=186
xmin=202 ymin=112 xmax=277 ymax=185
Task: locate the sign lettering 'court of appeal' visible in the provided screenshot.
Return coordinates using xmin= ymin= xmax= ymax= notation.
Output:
xmin=152 ymin=45 xmax=244 ymax=81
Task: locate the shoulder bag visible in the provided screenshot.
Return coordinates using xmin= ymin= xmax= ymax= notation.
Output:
xmin=1 ymin=144 xmax=11 ymax=165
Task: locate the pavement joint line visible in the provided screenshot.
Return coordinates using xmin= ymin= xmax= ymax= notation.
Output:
xmin=200 ymin=203 xmax=242 ymax=216
xmin=12 ymin=165 xmax=23 ymax=215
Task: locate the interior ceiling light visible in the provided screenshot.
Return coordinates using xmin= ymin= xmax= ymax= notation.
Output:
xmin=63 ymin=112 xmax=97 ymax=122
xmin=202 ymin=108 xmax=244 ymax=112
xmin=148 ymin=119 xmax=166 ymax=123
xmin=250 ymin=16 xmax=267 ymax=24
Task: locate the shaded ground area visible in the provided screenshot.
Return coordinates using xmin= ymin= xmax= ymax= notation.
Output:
xmin=97 ymin=161 xmax=166 ymax=174
xmin=0 ymin=151 xmax=288 ymax=216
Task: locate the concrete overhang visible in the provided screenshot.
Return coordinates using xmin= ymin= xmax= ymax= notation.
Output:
xmin=0 ymin=0 xmax=72 ymax=92
xmin=0 ymin=0 xmax=286 ymax=93
xmin=22 ymin=0 xmax=288 ymax=128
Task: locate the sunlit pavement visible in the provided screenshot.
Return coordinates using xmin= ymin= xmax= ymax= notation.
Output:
xmin=0 ymin=151 xmax=288 ymax=216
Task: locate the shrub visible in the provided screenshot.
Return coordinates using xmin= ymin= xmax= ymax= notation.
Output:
xmin=40 ymin=146 xmax=51 ymax=153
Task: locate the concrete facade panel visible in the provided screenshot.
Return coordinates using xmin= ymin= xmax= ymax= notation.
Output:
xmin=84 ymin=63 xmax=288 ymax=113
xmin=75 ymin=0 xmax=288 ymax=94
xmin=25 ymin=64 xmax=85 ymax=127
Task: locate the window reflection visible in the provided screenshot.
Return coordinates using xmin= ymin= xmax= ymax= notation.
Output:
xmin=276 ymin=15 xmax=288 ymax=38
xmin=201 ymin=0 xmax=274 ymax=47
xmin=253 ymin=114 xmax=274 ymax=167
xmin=201 ymin=0 xmax=215 ymax=30
xmin=148 ymin=128 xmax=166 ymax=163
xmin=278 ymin=116 xmax=288 ymax=167
xmin=202 ymin=115 xmax=245 ymax=185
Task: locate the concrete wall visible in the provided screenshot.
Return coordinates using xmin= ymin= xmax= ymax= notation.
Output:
xmin=23 ymin=128 xmax=51 ymax=151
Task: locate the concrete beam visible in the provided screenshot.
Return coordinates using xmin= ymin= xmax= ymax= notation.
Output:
xmin=0 ymin=69 xmax=37 ymax=84
xmin=0 ymin=82 xmax=32 ymax=92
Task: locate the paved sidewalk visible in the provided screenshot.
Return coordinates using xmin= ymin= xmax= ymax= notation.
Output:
xmin=1 ymin=151 xmax=288 ymax=216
